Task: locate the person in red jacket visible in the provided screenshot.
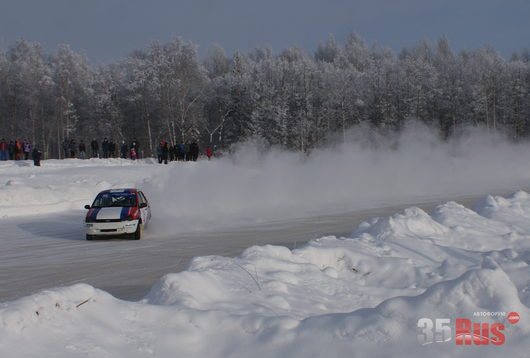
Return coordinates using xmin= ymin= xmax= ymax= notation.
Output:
xmin=206 ymin=146 xmax=213 ymax=160
xmin=0 ymin=138 xmax=8 ymax=161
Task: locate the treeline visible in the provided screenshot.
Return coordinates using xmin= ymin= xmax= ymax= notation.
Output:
xmin=0 ymin=35 xmax=528 ymax=158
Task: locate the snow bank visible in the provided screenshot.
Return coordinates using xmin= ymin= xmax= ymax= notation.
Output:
xmin=1 ymin=191 xmax=529 ymax=357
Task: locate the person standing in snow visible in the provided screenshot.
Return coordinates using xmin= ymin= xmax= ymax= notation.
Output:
xmin=130 ymin=147 xmax=137 ymax=161
xmin=190 ymin=141 xmax=199 ymax=161
xmin=157 ymin=142 xmax=163 ymax=163
xmin=120 ymin=140 xmax=128 ymax=159
xmin=109 ymin=139 xmax=116 ymax=158
xmin=0 ymin=138 xmax=8 ymax=161
xmin=8 ymin=140 xmax=16 ymax=160
xmin=161 ymin=141 xmax=169 ymax=164
xmin=22 ymin=139 xmax=31 ymax=160
xmin=69 ymin=139 xmax=77 ymax=158
xmin=78 ymin=140 xmax=87 ymax=159
xmin=14 ymin=140 xmax=22 ymax=160
xmin=90 ymin=138 xmax=99 ymax=158
xmin=130 ymin=138 xmax=140 ymax=159
xmin=177 ymin=141 xmax=186 ymax=161
xmin=62 ymin=138 xmax=69 ymax=158
xmin=206 ymin=146 xmax=213 ymax=160
xmin=32 ymin=146 xmax=42 ymax=166
xmin=102 ymin=137 xmax=110 ymax=158
xmin=169 ymin=143 xmax=176 ymax=162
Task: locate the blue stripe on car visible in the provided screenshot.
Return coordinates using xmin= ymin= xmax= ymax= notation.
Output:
xmin=120 ymin=206 xmax=130 ymax=219
xmin=90 ymin=208 xmax=100 ymax=220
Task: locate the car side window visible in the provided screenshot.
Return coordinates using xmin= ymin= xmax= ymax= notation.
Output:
xmin=138 ymin=191 xmax=148 ymax=205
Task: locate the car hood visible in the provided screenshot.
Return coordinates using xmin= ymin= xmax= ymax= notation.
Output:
xmin=87 ymin=207 xmax=134 ymax=221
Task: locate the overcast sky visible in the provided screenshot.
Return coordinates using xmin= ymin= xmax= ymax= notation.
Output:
xmin=0 ymin=0 xmax=528 ymax=63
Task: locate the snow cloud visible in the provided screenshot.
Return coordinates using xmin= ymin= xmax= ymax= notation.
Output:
xmin=144 ymin=122 xmax=530 ymax=235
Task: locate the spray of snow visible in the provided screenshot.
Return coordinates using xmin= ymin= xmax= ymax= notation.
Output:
xmin=2 ymin=122 xmax=530 ymax=236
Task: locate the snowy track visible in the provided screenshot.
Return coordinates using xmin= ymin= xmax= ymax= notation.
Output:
xmin=0 ymin=194 xmax=509 ymax=302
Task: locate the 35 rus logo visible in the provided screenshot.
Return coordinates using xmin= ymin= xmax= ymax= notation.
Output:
xmin=417 ymin=313 xmax=519 ymax=346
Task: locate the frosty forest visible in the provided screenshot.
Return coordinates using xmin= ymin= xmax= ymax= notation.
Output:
xmin=0 ymin=34 xmax=529 ymax=158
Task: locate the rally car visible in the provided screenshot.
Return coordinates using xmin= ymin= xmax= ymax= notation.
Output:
xmin=84 ymin=188 xmax=151 ymax=240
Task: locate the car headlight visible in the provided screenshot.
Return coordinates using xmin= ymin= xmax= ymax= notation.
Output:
xmin=123 ymin=215 xmax=134 ymax=221
xmin=85 ymin=217 xmax=96 ymax=223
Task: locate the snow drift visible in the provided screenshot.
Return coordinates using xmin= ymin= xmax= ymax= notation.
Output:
xmin=1 ymin=191 xmax=530 ymax=357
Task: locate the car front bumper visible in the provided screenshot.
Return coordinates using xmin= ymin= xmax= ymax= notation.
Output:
xmin=86 ymin=219 xmax=139 ymax=236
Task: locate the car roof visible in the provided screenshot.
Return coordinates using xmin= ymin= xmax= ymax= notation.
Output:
xmin=98 ymin=188 xmax=138 ymax=195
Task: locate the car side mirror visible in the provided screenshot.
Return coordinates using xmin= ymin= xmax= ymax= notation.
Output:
xmin=84 ymin=205 xmax=91 ymax=210
xmin=139 ymin=202 xmax=148 ymax=208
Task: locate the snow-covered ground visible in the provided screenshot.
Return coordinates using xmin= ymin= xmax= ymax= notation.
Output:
xmin=1 ymin=190 xmax=530 ymax=357
xmin=1 ymin=128 xmax=530 ymax=357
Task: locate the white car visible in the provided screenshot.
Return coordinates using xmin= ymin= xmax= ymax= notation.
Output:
xmin=84 ymin=188 xmax=151 ymax=240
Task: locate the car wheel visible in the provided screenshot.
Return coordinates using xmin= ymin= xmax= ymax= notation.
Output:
xmin=86 ymin=234 xmax=95 ymax=241
xmin=132 ymin=222 xmax=142 ymax=240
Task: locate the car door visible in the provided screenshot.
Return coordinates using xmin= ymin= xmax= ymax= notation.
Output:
xmin=138 ymin=191 xmax=151 ymax=225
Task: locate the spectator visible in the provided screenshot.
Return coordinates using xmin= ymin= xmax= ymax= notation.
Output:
xmin=79 ymin=140 xmax=87 ymax=159
xmin=177 ymin=142 xmax=186 ymax=161
xmin=90 ymin=138 xmax=99 ymax=158
xmin=102 ymin=138 xmax=109 ymax=158
xmin=8 ymin=140 xmax=15 ymax=160
xmin=157 ymin=142 xmax=163 ymax=163
xmin=0 ymin=138 xmax=8 ymax=161
xmin=161 ymin=141 xmax=169 ymax=164
xmin=130 ymin=138 xmax=140 ymax=159
xmin=185 ymin=142 xmax=191 ymax=161
xmin=130 ymin=147 xmax=137 ymax=161
xmin=120 ymin=140 xmax=128 ymax=159
xmin=190 ymin=141 xmax=199 ymax=161
xmin=206 ymin=146 xmax=213 ymax=160
xmin=69 ymin=139 xmax=77 ymax=158
xmin=169 ymin=143 xmax=176 ymax=162
xmin=22 ymin=139 xmax=31 ymax=160
xmin=14 ymin=140 xmax=22 ymax=160
xmin=32 ymin=146 xmax=42 ymax=166
xmin=62 ymin=138 xmax=69 ymax=158
xmin=109 ymin=139 xmax=116 ymax=158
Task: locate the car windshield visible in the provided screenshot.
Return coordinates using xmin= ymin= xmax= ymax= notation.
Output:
xmin=92 ymin=192 xmax=137 ymax=208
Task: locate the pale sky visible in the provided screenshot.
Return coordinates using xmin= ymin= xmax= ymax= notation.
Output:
xmin=0 ymin=0 xmax=528 ymax=63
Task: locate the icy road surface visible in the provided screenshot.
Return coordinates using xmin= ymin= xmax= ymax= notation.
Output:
xmin=0 ymin=193 xmax=509 ymax=303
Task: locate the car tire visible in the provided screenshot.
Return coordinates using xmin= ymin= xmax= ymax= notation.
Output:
xmin=86 ymin=234 xmax=95 ymax=241
xmin=132 ymin=222 xmax=142 ymax=240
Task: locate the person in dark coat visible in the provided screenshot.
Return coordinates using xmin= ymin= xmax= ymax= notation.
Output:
xmin=79 ymin=140 xmax=86 ymax=159
xmin=69 ymin=139 xmax=76 ymax=158
xmin=185 ymin=142 xmax=191 ymax=161
xmin=161 ymin=141 xmax=169 ymax=164
xmin=120 ymin=140 xmax=128 ymax=159
xmin=157 ymin=142 xmax=163 ymax=164
xmin=190 ymin=141 xmax=199 ymax=161
xmin=177 ymin=142 xmax=186 ymax=161
xmin=102 ymin=138 xmax=109 ymax=158
xmin=8 ymin=141 xmax=15 ymax=160
xmin=169 ymin=143 xmax=176 ymax=162
xmin=32 ymin=147 xmax=42 ymax=166
xmin=90 ymin=138 xmax=99 ymax=158
xmin=109 ymin=139 xmax=116 ymax=158
xmin=62 ymin=138 xmax=69 ymax=158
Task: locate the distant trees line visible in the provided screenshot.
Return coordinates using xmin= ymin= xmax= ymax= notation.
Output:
xmin=0 ymin=35 xmax=528 ymax=158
